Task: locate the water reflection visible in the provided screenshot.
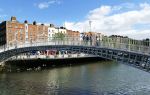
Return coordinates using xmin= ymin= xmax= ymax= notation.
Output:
xmin=0 ymin=61 xmax=150 ymax=95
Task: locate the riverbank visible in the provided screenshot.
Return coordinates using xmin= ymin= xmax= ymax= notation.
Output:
xmin=2 ymin=57 xmax=109 ymax=73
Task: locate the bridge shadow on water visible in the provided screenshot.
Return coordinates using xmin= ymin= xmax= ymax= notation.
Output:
xmin=2 ymin=57 xmax=111 ymax=73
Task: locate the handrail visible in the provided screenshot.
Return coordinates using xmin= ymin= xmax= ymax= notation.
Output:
xmin=0 ymin=37 xmax=149 ymax=55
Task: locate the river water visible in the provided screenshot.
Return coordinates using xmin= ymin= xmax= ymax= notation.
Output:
xmin=0 ymin=61 xmax=150 ymax=95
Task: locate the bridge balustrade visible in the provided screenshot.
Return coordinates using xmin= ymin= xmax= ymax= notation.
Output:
xmin=0 ymin=37 xmax=149 ymax=55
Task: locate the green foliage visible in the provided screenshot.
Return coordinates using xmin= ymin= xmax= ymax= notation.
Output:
xmin=53 ymin=32 xmax=65 ymax=40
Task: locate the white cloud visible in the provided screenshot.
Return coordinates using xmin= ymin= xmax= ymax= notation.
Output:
xmin=36 ymin=0 xmax=61 ymax=9
xmin=0 ymin=8 xmax=7 ymax=22
xmin=0 ymin=14 xmax=7 ymax=22
xmin=65 ymin=3 xmax=150 ymax=40
xmin=0 ymin=14 xmax=7 ymax=18
xmin=38 ymin=2 xmax=49 ymax=9
xmin=113 ymin=3 xmax=137 ymax=11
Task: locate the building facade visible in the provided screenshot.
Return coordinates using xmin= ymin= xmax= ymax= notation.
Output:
xmin=66 ymin=30 xmax=80 ymax=41
xmin=7 ymin=17 xmax=26 ymax=46
xmin=48 ymin=24 xmax=57 ymax=41
xmin=0 ymin=16 xmax=80 ymax=47
xmin=0 ymin=16 xmax=149 ymax=48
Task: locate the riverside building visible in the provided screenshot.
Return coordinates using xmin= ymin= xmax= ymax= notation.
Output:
xmin=0 ymin=16 xmax=80 ymax=47
xmin=0 ymin=16 xmax=49 ymax=47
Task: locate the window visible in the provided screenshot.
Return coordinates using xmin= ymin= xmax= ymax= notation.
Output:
xmin=20 ymin=35 xmax=23 ymax=41
xmin=8 ymin=30 xmax=11 ymax=32
xmin=20 ymin=29 xmax=22 ymax=33
xmin=26 ymin=38 xmax=28 ymax=41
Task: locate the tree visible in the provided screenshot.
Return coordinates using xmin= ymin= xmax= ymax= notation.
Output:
xmin=53 ymin=32 xmax=65 ymax=41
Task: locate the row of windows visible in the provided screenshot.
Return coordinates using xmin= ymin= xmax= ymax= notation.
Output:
xmin=7 ymin=28 xmax=66 ymax=34
xmin=7 ymin=29 xmax=24 ymax=33
xmin=48 ymin=29 xmax=66 ymax=33
xmin=8 ymin=26 xmax=47 ymax=31
xmin=8 ymin=25 xmax=24 ymax=28
xmin=48 ymin=34 xmax=55 ymax=37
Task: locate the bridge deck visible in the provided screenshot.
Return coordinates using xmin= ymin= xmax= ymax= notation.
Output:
xmin=0 ymin=40 xmax=149 ymax=72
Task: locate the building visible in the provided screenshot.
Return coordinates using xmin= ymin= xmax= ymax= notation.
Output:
xmin=48 ymin=24 xmax=57 ymax=41
xmin=81 ymin=32 xmax=104 ymax=42
xmin=7 ymin=17 xmax=26 ymax=46
xmin=141 ymin=38 xmax=150 ymax=46
xmin=36 ymin=24 xmax=48 ymax=42
xmin=0 ymin=17 xmax=49 ymax=46
xmin=0 ymin=16 xmax=79 ymax=47
xmin=58 ymin=26 xmax=67 ymax=34
xmin=2 ymin=16 xmax=149 ymax=48
xmin=26 ymin=21 xmax=37 ymax=43
xmin=47 ymin=26 xmax=67 ymax=41
xmin=66 ymin=30 xmax=80 ymax=41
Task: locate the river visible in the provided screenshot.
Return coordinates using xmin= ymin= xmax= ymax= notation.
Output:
xmin=0 ymin=61 xmax=150 ymax=95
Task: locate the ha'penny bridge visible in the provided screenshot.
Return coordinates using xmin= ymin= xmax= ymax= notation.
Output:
xmin=0 ymin=37 xmax=150 ymax=72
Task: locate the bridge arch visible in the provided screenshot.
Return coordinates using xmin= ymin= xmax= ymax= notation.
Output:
xmin=0 ymin=45 xmax=149 ymax=67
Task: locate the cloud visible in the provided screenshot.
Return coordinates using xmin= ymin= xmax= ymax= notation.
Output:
xmin=0 ymin=14 xmax=7 ymax=22
xmin=113 ymin=3 xmax=137 ymax=11
xmin=36 ymin=0 xmax=61 ymax=9
xmin=0 ymin=14 xmax=7 ymax=18
xmin=0 ymin=8 xmax=7 ymax=22
xmin=64 ymin=3 xmax=150 ymax=40
xmin=38 ymin=2 xmax=49 ymax=9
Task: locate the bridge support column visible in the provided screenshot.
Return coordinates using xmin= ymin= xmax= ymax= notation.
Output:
xmin=134 ymin=54 xmax=138 ymax=65
xmin=122 ymin=52 xmax=125 ymax=62
xmin=128 ymin=53 xmax=131 ymax=63
xmin=145 ymin=57 xmax=150 ymax=70
xmin=110 ymin=50 xmax=113 ymax=60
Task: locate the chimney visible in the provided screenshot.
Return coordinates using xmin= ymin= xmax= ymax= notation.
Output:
xmin=60 ymin=26 xmax=65 ymax=29
xmin=50 ymin=24 xmax=54 ymax=27
xmin=41 ymin=24 xmax=44 ymax=26
xmin=33 ymin=21 xmax=36 ymax=25
xmin=11 ymin=16 xmax=17 ymax=22
xmin=24 ymin=20 xmax=28 ymax=23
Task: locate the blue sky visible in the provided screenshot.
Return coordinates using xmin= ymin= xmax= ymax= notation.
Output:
xmin=0 ymin=0 xmax=149 ymax=25
xmin=0 ymin=0 xmax=150 ymax=39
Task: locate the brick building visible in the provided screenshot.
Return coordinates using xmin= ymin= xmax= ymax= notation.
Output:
xmin=36 ymin=24 xmax=48 ymax=42
xmin=0 ymin=17 xmax=49 ymax=47
xmin=66 ymin=30 xmax=80 ymax=41
xmin=7 ymin=17 xmax=26 ymax=46
xmin=0 ymin=16 xmax=80 ymax=47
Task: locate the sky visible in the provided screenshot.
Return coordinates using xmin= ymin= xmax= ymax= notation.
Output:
xmin=0 ymin=0 xmax=150 ymax=39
